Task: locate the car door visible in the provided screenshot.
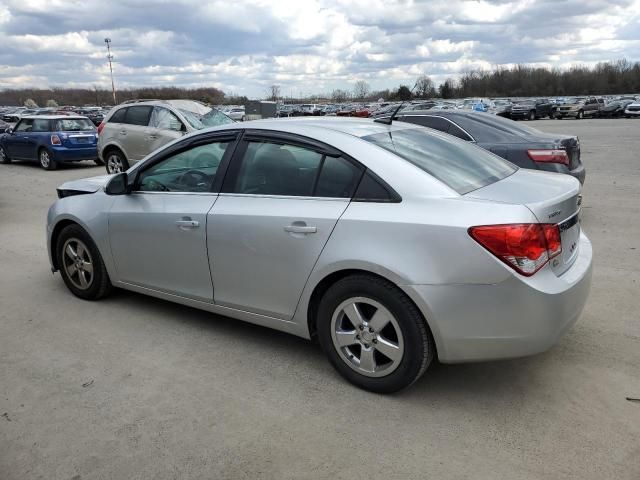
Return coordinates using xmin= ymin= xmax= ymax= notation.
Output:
xmin=207 ymin=133 xmax=364 ymax=320
xmin=122 ymin=106 xmax=153 ymax=162
xmin=28 ymin=118 xmax=51 ymax=160
xmin=108 ymin=132 xmax=238 ymax=301
xmin=146 ymin=107 xmax=185 ymax=154
xmin=6 ymin=119 xmax=34 ymax=158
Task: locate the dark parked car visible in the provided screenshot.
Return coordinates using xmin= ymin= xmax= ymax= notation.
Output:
xmin=510 ymin=99 xmax=554 ymax=120
xmin=382 ymin=110 xmax=585 ymax=184
xmin=0 ymin=115 xmax=100 ymax=170
xmin=599 ymin=100 xmax=634 ymax=118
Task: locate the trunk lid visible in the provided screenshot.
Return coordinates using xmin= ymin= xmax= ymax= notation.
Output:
xmin=61 ymin=130 xmax=98 ymax=149
xmin=467 ymin=169 xmax=582 ymax=275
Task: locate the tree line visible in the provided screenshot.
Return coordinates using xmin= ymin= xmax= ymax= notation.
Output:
xmin=1 ymin=59 xmax=638 ymax=107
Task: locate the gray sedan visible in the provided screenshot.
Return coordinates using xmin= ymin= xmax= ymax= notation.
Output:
xmin=46 ymin=118 xmax=592 ymax=393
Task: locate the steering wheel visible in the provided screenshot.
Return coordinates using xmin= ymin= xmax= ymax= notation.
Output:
xmin=178 ymin=170 xmax=210 ymax=189
xmin=144 ymin=178 xmax=170 ymax=192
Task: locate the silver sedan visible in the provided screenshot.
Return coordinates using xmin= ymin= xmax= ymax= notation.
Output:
xmin=46 ymin=117 xmax=592 ymax=393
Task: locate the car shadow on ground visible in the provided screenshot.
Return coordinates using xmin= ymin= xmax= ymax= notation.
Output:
xmin=5 ymin=160 xmax=101 ymax=170
xmin=102 ymin=287 xmax=551 ymax=402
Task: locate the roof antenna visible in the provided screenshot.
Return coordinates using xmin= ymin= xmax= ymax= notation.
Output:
xmin=374 ymin=80 xmax=418 ymax=125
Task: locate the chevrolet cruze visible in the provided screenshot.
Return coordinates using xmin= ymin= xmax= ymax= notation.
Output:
xmin=47 ymin=117 xmax=592 ymax=393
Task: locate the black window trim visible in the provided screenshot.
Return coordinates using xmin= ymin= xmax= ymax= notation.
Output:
xmin=221 ymin=129 xmax=370 ymax=199
xmin=130 ymin=130 xmax=242 ymax=193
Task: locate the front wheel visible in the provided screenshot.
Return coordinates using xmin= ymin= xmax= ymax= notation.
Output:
xmin=56 ymin=224 xmax=112 ymax=300
xmin=528 ymin=110 xmax=536 ymax=120
xmin=0 ymin=145 xmax=10 ymax=164
xmin=317 ymin=274 xmax=434 ymax=393
xmin=39 ymin=148 xmax=57 ymax=170
xmin=577 ymin=110 xmax=584 ymax=120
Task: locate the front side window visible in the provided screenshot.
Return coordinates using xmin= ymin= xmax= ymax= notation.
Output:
xmin=137 ymin=141 xmax=231 ymax=193
xmin=231 ymin=141 xmax=361 ymax=198
xmin=14 ymin=119 xmax=34 ymax=132
xmin=362 ymin=127 xmax=516 ymax=194
xmin=149 ymin=107 xmax=184 ymax=131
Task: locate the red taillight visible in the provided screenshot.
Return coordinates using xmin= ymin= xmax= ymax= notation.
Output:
xmin=97 ymin=121 xmax=105 ymax=135
xmin=469 ymin=223 xmax=562 ymax=276
xmin=50 ymin=134 xmax=61 ymax=145
xmin=527 ymin=149 xmax=569 ymax=165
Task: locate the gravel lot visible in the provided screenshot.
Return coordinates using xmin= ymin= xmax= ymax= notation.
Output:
xmin=1 ymin=118 xmax=639 ymax=480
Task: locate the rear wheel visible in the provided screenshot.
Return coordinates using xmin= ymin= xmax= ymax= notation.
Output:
xmin=94 ymin=157 xmax=105 ymax=166
xmin=105 ymin=149 xmax=129 ymax=174
xmin=39 ymin=148 xmax=57 ymax=170
xmin=317 ymin=274 xmax=434 ymax=393
xmin=56 ymin=224 xmax=112 ymax=300
xmin=577 ymin=110 xmax=584 ymax=120
xmin=528 ymin=110 xmax=536 ymax=121
xmin=0 ymin=145 xmax=10 ymax=164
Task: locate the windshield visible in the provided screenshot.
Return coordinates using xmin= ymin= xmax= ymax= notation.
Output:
xmin=55 ymin=118 xmax=95 ymax=131
xmin=362 ymin=128 xmax=516 ymax=194
xmin=179 ymin=108 xmax=234 ymax=130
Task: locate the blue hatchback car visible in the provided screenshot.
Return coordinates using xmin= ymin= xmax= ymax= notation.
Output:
xmin=0 ymin=115 xmax=100 ymax=170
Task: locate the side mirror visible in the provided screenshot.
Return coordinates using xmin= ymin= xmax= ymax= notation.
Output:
xmin=105 ymin=172 xmax=129 ymax=195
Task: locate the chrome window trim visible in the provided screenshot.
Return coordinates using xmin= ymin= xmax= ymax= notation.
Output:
xmin=400 ymin=114 xmax=476 ymax=142
xmin=217 ymin=192 xmax=350 ymax=202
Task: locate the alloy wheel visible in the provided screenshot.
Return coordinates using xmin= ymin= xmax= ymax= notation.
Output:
xmin=40 ymin=150 xmax=51 ymax=168
xmin=106 ymin=154 xmax=124 ymax=173
xmin=330 ymin=297 xmax=404 ymax=378
xmin=62 ymin=238 xmax=94 ymax=290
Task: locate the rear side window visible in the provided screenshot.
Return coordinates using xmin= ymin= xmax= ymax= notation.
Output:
xmin=353 ymin=171 xmax=398 ymax=202
xmin=401 ymin=115 xmax=450 ymax=133
xmin=31 ymin=119 xmax=51 ymax=132
xmin=125 ymin=106 xmax=153 ymax=126
xmin=446 ymin=122 xmax=473 ymax=141
xmin=109 ymin=107 xmax=127 ymax=124
xmin=229 ymin=141 xmax=362 ymax=198
xmin=362 ymin=128 xmax=516 ymax=194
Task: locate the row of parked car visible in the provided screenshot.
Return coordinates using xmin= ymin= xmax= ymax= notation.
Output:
xmin=272 ymin=95 xmax=640 ymax=121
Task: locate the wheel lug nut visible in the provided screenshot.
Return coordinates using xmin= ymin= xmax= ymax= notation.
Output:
xmin=359 ymin=325 xmax=364 ymax=330
xmin=356 ymin=335 xmax=360 ymax=340
xmin=373 ymin=339 xmax=378 ymax=344
xmin=368 ymin=327 xmax=374 ymax=333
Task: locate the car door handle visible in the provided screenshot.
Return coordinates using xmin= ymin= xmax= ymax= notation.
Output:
xmin=176 ymin=219 xmax=200 ymax=230
xmin=148 ymin=135 xmax=158 ymax=139
xmin=119 ymin=130 xmax=127 ymax=135
xmin=284 ymin=224 xmax=317 ymax=234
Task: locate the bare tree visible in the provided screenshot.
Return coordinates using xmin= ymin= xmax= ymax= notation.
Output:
xmin=269 ymin=85 xmax=281 ymax=101
xmin=414 ymin=75 xmax=436 ymax=98
xmin=331 ymin=89 xmax=349 ymax=103
xmin=353 ymin=80 xmax=371 ymax=100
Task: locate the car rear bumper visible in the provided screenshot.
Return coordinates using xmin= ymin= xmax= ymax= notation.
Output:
xmin=556 ymin=110 xmax=579 ymax=118
xmin=51 ymin=145 xmax=98 ymax=162
xmin=404 ymin=232 xmax=593 ymax=363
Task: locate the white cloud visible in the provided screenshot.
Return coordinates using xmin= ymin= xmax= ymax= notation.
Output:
xmin=0 ymin=0 xmax=638 ymax=96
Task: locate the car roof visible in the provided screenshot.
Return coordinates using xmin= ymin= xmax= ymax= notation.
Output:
xmin=231 ymin=116 xmax=419 ymax=138
xmin=19 ymin=115 xmax=90 ymax=120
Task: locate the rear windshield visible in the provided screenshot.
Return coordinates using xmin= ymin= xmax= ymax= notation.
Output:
xmin=362 ymin=127 xmax=516 ymax=194
xmin=54 ymin=118 xmax=95 ymax=131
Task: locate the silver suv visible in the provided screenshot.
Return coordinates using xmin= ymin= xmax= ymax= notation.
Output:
xmin=98 ymin=100 xmax=234 ymax=173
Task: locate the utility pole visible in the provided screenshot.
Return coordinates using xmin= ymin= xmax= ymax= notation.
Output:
xmin=104 ymin=38 xmax=117 ymax=105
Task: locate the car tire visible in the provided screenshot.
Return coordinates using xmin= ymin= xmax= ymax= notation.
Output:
xmin=39 ymin=148 xmax=57 ymax=170
xmin=528 ymin=110 xmax=536 ymax=121
xmin=317 ymin=274 xmax=434 ymax=393
xmin=0 ymin=145 xmax=11 ymax=164
xmin=577 ymin=110 xmax=584 ymax=120
xmin=94 ymin=157 xmax=105 ymax=166
xmin=56 ymin=224 xmax=112 ymax=301
xmin=105 ymin=149 xmax=129 ymax=174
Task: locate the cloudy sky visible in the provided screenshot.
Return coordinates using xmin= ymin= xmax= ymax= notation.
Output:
xmin=0 ymin=0 xmax=639 ymax=97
